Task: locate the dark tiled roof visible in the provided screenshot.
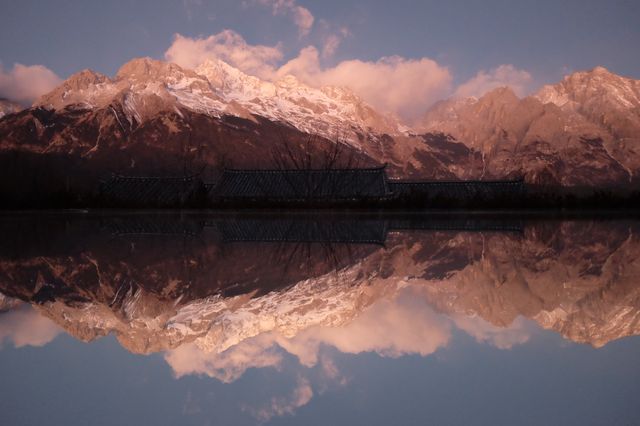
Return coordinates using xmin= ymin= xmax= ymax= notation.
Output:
xmin=213 ymin=167 xmax=389 ymax=200
xmin=99 ymin=175 xmax=203 ymax=206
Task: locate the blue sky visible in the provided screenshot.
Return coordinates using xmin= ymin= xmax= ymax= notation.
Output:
xmin=1 ymin=306 xmax=639 ymax=425
xmin=1 ymin=0 xmax=639 ymax=114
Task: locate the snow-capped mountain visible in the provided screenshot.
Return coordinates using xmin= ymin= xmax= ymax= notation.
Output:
xmin=195 ymin=59 xmax=402 ymax=137
xmin=0 ymin=56 xmax=462 ymax=206
xmin=1 ymin=60 xmax=640 ymax=205
xmin=35 ymin=57 xmax=402 ymax=143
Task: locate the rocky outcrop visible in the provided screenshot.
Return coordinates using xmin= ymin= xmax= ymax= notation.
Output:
xmin=0 ymin=98 xmax=22 ymax=118
xmin=419 ymin=68 xmax=640 ymax=187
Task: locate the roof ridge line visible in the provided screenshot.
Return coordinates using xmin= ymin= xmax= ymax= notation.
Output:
xmin=222 ymin=165 xmax=387 ymax=173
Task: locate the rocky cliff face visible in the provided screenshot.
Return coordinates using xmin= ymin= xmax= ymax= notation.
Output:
xmin=0 ymin=98 xmax=22 ymax=118
xmin=536 ymin=67 xmax=640 ymax=180
xmin=535 ymin=67 xmax=640 ymax=142
xmin=413 ymin=221 xmax=640 ymax=347
xmin=419 ymin=70 xmax=640 ymax=187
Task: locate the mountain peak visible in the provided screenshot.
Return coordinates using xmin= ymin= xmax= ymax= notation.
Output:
xmin=116 ymin=57 xmax=163 ymax=78
xmin=275 ymin=74 xmax=301 ymax=88
xmin=116 ymin=57 xmax=198 ymax=83
xmin=480 ymin=86 xmax=519 ymax=103
xmin=193 ymin=58 xmax=402 ymax=138
xmin=195 ymin=58 xmax=261 ymax=91
xmin=561 ymin=66 xmax=620 ymax=85
xmin=320 ymin=85 xmax=362 ymax=104
xmin=34 ymin=68 xmax=112 ymax=109
xmin=197 ymin=58 xmax=239 ymax=74
xmin=536 ymin=66 xmax=640 ymax=111
xmin=63 ymin=69 xmax=110 ymax=90
xmin=591 ymin=65 xmax=611 ymax=75
xmin=196 ymin=58 xmax=231 ymax=77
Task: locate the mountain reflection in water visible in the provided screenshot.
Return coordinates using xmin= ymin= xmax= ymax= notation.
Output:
xmin=1 ymin=212 xmax=639 ymax=425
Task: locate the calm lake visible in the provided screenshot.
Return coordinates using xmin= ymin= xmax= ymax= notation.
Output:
xmin=1 ymin=212 xmax=639 ymax=425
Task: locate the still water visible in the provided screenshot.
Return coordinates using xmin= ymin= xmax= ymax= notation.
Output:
xmin=1 ymin=212 xmax=639 ymax=426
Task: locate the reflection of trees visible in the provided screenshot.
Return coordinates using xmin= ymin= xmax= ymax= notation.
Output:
xmin=271 ymin=234 xmax=363 ymax=287
xmin=211 ymin=215 xmax=389 ymax=294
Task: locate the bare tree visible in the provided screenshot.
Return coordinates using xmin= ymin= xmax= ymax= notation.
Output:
xmin=268 ymin=130 xmax=365 ymax=200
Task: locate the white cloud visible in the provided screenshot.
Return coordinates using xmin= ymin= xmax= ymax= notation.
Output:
xmin=0 ymin=63 xmax=62 ymax=105
xmin=452 ymin=315 xmax=532 ymax=349
xmin=184 ymin=292 xmax=450 ymax=421
xmin=165 ymin=333 xmax=283 ymax=383
xmin=163 ymin=32 xmax=538 ymax=124
xmin=164 ymin=291 xmax=452 ymax=382
xmin=278 ymin=293 xmax=452 ymax=366
xmin=277 ymin=47 xmax=453 ymax=120
xmin=243 ymin=377 xmax=314 ymax=422
xmin=319 ymin=354 xmax=346 ymax=384
xmin=0 ymin=305 xmax=63 ymax=348
xmin=256 ymin=0 xmax=315 ymax=36
xmin=320 ymin=25 xmax=351 ymax=58
xmin=163 ymin=31 xmax=452 ymax=121
xmin=164 ymin=31 xmax=283 ymax=78
xmin=162 ymin=284 xmax=534 ymax=386
xmin=271 ymin=45 xmax=318 ymax=79
xmin=454 ymin=64 xmax=532 ymax=98
xmin=161 ymin=286 xmax=533 ymax=421
xmin=321 ymin=34 xmax=342 ymax=59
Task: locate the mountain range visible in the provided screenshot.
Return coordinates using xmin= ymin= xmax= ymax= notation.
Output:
xmin=1 ymin=215 xmax=639 ymax=358
xmin=0 ymin=57 xmax=639 ymax=204
xmin=1 ymin=215 xmax=639 ymax=393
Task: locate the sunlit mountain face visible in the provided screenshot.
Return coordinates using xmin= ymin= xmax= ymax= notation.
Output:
xmin=1 ymin=59 xmax=640 ymax=207
xmin=1 ymin=212 xmax=640 ymax=425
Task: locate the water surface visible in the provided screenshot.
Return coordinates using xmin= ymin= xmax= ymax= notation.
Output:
xmin=1 ymin=212 xmax=639 ymax=425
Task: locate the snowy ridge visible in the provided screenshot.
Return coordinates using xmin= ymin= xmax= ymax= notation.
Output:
xmin=194 ymin=59 xmax=401 ymax=139
xmin=35 ymin=57 xmax=403 ymax=144
xmin=26 ymin=61 xmax=640 ymax=146
xmin=167 ymin=263 xmax=397 ymax=355
xmin=33 ymin=256 xmax=396 ymax=355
